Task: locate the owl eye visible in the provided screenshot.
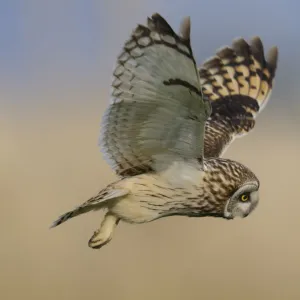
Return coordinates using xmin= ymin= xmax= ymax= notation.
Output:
xmin=240 ymin=193 xmax=250 ymax=202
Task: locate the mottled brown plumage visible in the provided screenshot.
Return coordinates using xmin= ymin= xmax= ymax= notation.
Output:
xmin=201 ymin=37 xmax=278 ymax=157
xmin=51 ymin=13 xmax=278 ymax=250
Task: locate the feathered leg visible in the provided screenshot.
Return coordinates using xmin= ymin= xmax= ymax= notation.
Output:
xmin=88 ymin=212 xmax=120 ymax=249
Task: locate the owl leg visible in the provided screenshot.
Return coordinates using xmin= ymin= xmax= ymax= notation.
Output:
xmin=88 ymin=212 xmax=120 ymax=249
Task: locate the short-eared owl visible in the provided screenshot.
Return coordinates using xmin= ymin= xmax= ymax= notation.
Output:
xmin=51 ymin=14 xmax=278 ymax=249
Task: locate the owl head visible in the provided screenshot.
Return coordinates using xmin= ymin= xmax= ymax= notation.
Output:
xmin=223 ymin=181 xmax=259 ymax=219
xmin=204 ymin=158 xmax=260 ymax=219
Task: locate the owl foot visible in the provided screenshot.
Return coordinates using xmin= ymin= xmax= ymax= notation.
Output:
xmin=88 ymin=212 xmax=120 ymax=249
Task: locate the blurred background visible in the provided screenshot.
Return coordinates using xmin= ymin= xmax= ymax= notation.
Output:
xmin=1 ymin=1 xmax=300 ymax=299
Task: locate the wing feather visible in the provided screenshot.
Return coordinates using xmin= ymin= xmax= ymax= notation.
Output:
xmin=101 ymin=14 xmax=211 ymax=177
xmin=199 ymin=37 xmax=278 ymax=158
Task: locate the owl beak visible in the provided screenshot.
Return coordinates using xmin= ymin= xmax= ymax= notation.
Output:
xmin=244 ymin=203 xmax=258 ymax=218
xmin=244 ymin=212 xmax=250 ymax=218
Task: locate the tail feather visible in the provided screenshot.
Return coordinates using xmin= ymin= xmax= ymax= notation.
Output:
xmin=50 ymin=207 xmax=90 ymax=228
xmin=50 ymin=211 xmax=74 ymax=228
xmin=50 ymin=186 xmax=129 ymax=229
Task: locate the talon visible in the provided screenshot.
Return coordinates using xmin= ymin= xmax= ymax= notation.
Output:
xmin=88 ymin=236 xmax=111 ymax=249
xmin=88 ymin=212 xmax=119 ymax=250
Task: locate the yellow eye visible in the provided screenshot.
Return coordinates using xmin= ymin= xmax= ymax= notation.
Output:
xmin=240 ymin=194 xmax=249 ymax=202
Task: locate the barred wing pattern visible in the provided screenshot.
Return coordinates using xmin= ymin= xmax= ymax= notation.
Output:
xmin=101 ymin=14 xmax=211 ymax=177
xmin=200 ymin=37 xmax=278 ymax=158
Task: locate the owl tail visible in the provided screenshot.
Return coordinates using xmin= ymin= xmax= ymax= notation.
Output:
xmin=50 ymin=187 xmax=129 ymax=228
xmin=50 ymin=206 xmax=92 ymax=228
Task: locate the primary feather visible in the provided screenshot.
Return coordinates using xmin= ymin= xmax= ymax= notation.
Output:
xmin=100 ymin=14 xmax=211 ymax=177
xmin=200 ymin=37 xmax=278 ymax=157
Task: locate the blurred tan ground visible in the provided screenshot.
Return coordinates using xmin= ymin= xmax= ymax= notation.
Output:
xmin=1 ymin=86 xmax=300 ymax=300
xmin=1 ymin=1 xmax=300 ymax=299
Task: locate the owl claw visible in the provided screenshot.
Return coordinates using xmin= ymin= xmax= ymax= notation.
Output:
xmin=88 ymin=212 xmax=119 ymax=250
xmin=88 ymin=232 xmax=112 ymax=249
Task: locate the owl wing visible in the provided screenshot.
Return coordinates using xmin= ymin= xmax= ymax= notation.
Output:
xmin=199 ymin=37 xmax=278 ymax=158
xmin=100 ymin=14 xmax=211 ymax=177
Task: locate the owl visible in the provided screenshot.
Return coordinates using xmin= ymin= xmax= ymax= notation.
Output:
xmin=51 ymin=13 xmax=278 ymax=249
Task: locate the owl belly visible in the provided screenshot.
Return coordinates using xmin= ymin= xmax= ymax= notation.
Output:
xmin=108 ymin=171 xmax=203 ymax=223
xmin=109 ymin=193 xmax=163 ymax=223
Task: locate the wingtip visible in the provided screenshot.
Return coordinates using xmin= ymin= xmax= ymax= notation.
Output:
xmin=232 ymin=37 xmax=249 ymax=48
xmin=267 ymin=46 xmax=278 ymax=65
xmin=250 ymin=36 xmax=263 ymax=47
xmin=250 ymin=35 xmax=263 ymax=43
xmin=151 ymin=12 xmax=162 ymax=19
xmin=148 ymin=13 xmax=175 ymax=35
xmin=231 ymin=36 xmax=247 ymax=45
xmin=179 ymin=16 xmax=191 ymax=40
xmin=250 ymin=36 xmax=278 ymax=75
xmin=250 ymin=36 xmax=264 ymax=56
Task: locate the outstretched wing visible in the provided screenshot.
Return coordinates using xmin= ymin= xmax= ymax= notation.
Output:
xmin=100 ymin=14 xmax=211 ymax=177
xmin=199 ymin=37 xmax=278 ymax=158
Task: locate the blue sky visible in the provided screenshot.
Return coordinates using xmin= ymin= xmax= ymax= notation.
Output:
xmin=1 ymin=0 xmax=299 ymax=108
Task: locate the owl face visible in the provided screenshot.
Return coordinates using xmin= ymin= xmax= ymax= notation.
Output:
xmin=224 ymin=182 xmax=259 ymax=219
